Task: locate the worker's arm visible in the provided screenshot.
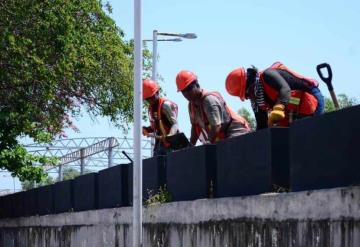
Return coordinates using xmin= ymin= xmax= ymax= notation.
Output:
xmin=162 ymin=101 xmax=179 ymax=136
xmin=262 ymin=69 xmax=291 ymax=105
xmin=168 ymin=124 xmax=179 ymax=136
xmin=262 ymin=69 xmax=289 ymax=126
xmin=203 ymin=96 xmax=224 ymax=144
xmin=188 ymin=103 xmax=199 ymax=146
xmin=208 ymin=124 xmax=222 ymax=144
xmin=190 ymin=124 xmax=199 ymax=146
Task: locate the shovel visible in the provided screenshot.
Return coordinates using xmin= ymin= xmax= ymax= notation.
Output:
xmin=316 ymin=63 xmax=340 ymax=109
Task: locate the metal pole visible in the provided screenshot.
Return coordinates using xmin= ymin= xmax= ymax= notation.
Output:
xmin=152 ymin=30 xmax=158 ymax=82
xmin=133 ymin=0 xmax=143 ymax=246
xmin=58 ymin=165 xmax=63 ymax=181
xmin=150 ymin=30 xmax=158 ymax=157
xmin=108 ymin=137 xmax=114 ymax=168
xmin=80 ymin=148 xmax=85 ymax=175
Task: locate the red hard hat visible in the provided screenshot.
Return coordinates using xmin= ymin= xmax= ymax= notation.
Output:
xmin=143 ymin=79 xmax=159 ymax=99
xmin=176 ymin=70 xmax=197 ymax=92
xmin=225 ymin=67 xmax=247 ymax=101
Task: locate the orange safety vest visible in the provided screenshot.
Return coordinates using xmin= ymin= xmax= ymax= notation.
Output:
xmin=189 ymin=91 xmax=250 ymax=143
xmin=259 ymin=62 xmax=319 ymax=126
xmin=149 ymin=97 xmax=178 ymax=147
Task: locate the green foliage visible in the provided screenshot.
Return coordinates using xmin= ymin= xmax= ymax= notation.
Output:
xmin=21 ymin=167 xmax=92 ymax=190
xmin=0 ymin=0 xmax=151 ymax=182
xmin=145 ymin=186 xmax=172 ymax=206
xmin=62 ymin=167 xmax=82 ymax=181
xmin=62 ymin=167 xmax=80 ymax=181
xmin=0 ymin=142 xmax=58 ymax=182
xmin=21 ymin=175 xmax=54 ymax=191
xmin=324 ymin=94 xmax=359 ymax=113
xmin=238 ymin=107 xmax=256 ymax=130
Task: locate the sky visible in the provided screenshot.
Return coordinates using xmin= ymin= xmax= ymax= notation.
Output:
xmin=73 ymin=0 xmax=360 ymax=139
xmin=1 ymin=0 xmax=360 ymax=191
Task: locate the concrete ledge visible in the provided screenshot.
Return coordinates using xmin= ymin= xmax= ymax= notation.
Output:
xmin=0 ymin=185 xmax=359 ymax=228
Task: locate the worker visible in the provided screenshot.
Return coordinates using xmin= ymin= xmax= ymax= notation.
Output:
xmin=176 ymin=70 xmax=251 ymax=146
xmin=142 ymin=79 xmax=179 ymax=155
xmin=225 ymin=62 xmax=324 ymax=129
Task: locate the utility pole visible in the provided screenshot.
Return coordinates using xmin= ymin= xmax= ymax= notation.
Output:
xmin=133 ymin=0 xmax=143 ymax=246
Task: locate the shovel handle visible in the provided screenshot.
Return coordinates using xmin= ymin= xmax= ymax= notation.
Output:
xmin=316 ymin=63 xmax=340 ymax=110
xmin=316 ymin=63 xmax=333 ymax=91
xmin=330 ymin=91 xmax=340 ymax=110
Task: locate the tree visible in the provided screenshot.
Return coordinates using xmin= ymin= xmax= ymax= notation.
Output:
xmin=21 ymin=175 xmax=54 ymax=191
xmin=61 ymin=167 xmax=94 ymax=181
xmin=238 ymin=107 xmax=256 ymax=130
xmin=62 ymin=167 xmax=81 ymax=181
xmin=324 ymin=94 xmax=359 ymax=113
xmin=21 ymin=167 xmax=92 ymax=190
xmin=0 ymin=0 xmax=151 ymax=182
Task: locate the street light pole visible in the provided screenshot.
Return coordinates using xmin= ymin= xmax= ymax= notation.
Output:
xmin=150 ymin=30 xmax=197 ymax=84
xmin=133 ymin=0 xmax=143 ymax=246
xmin=150 ymin=30 xmax=158 ymax=156
xmin=147 ymin=30 xmax=197 ymax=156
xmin=151 ymin=30 xmax=197 ymax=84
xmin=152 ymin=30 xmax=158 ymax=82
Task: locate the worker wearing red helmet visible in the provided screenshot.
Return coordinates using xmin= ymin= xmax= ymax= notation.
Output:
xmin=225 ymin=62 xmax=325 ymax=129
xmin=176 ymin=70 xmax=251 ymax=145
xmin=142 ymin=79 xmax=179 ymax=155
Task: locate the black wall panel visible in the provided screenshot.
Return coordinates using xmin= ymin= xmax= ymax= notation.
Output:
xmin=0 ymin=194 xmax=14 ymax=218
xmin=166 ymin=145 xmax=217 ymax=201
xmin=0 ymin=196 xmax=4 ymax=218
xmin=128 ymin=156 xmax=166 ymax=205
xmin=12 ymin=191 xmax=27 ymax=218
xmin=143 ymin=155 xmax=166 ymax=199
xmin=24 ymin=188 xmax=38 ymax=216
xmin=271 ymin=128 xmax=290 ymax=189
xmin=37 ymin=184 xmax=54 ymax=216
xmin=216 ymin=128 xmax=289 ymax=198
xmin=53 ymin=180 xmax=73 ymax=213
xmin=97 ymin=164 xmax=130 ymax=209
xmin=73 ymin=173 xmax=98 ymax=212
xmin=290 ymin=105 xmax=360 ymax=191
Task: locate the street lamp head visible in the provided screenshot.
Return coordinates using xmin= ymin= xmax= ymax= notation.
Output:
xmin=144 ymin=38 xmax=183 ymax=42
xmin=156 ymin=31 xmax=197 ymax=39
xmin=172 ymin=38 xmax=183 ymax=42
xmin=180 ymin=33 xmax=197 ymax=39
xmin=157 ymin=38 xmax=182 ymax=42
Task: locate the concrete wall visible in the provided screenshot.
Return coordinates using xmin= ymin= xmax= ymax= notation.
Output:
xmin=0 ymin=186 xmax=359 ymax=247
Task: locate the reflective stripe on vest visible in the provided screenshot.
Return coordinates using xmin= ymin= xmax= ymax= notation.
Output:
xmin=289 ymin=92 xmax=301 ymax=106
xmin=289 ymin=96 xmax=301 ymax=105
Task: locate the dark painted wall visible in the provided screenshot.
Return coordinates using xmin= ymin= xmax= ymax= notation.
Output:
xmin=0 ymin=106 xmax=358 ymax=219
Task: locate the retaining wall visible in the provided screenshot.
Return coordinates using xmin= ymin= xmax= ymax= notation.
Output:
xmin=0 ymin=186 xmax=359 ymax=246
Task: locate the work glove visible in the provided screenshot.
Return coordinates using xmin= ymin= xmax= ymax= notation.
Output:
xmin=268 ymin=104 xmax=285 ymax=127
